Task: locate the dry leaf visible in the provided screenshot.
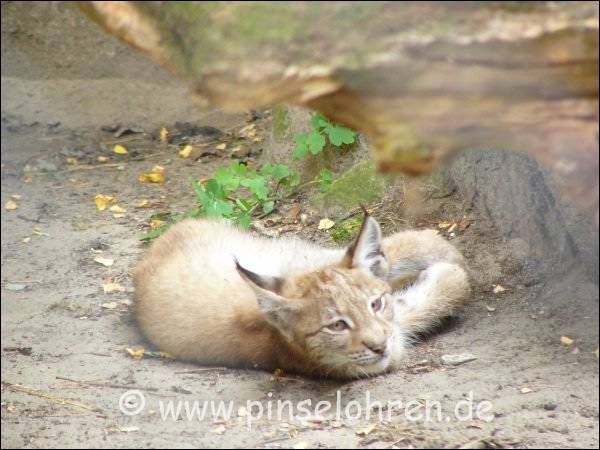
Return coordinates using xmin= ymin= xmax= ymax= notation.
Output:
xmin=109 ymin=204 xmax=127 ymax=214
xmin=97 ymin=156 xmax=109 ymax=163
xmin=356 ymin=423 xmax=377 ymax=436
xmin=438 ymin=221 xmax=452 ymax=229
xmin=179 ymin=144 xmax=193 ymax=159
xmin=94 ymin=256 xmax=114 ymax=267
xmin=103 ymin=281 xmax=125 ymax=293
xmin=485 ymin=305 xmax=496 ymax=312
xmin=32 ymin=227 xmax=50 ymax=237
xmin=101 ymin=302 xmax=118 ymax=309
xmin=22 ymin=237 xmax=31 ymax=244
xmin=94 ymin=194 xmax=117 ymax=211
xmin=113 ymin=213 xmax=126 ymax=219
xmin=210 ymin=425 xmax=226 ymax=435
xmin=560 ymin=336 xmax=574 ymax=346
xmin=447 ymin=223 xmax=458 ymax=233
xmin=136 ymin=199 xmax=150 ymax=208
xmin=215 ymin=143 xmax=227 ymax=151
xmin=126 ymin=347 xmax=146 ymax=359
xmin=160 ymin=127 xmax=169 ymax=143
xmin=493 ymin=284 xmax=506 ymax=294
xmin=151 ymin=165 xmax=165 ymax=173
xmin=5 ymin=199 xmax=18 ymax=210
xmin=520 ymin=387 xmax=533 ymax=394
xmin=139 ymin=172 xmax=164 ymax=183
xmin=66 ymin=157 xmax=78 ymax=165
xmin=150 ymin=219 xmax=163 ymax=230
xmin=119 ymin=426 xmax=140 ymax=433
xmin=113 ymin=144 xmax=128 ymax=155
xmin=318 ymin=218 xmax=335 ymax=230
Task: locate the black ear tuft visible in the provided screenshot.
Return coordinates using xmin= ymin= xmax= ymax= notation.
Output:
xmin=234 ymin=257 xmax=284 ymax=294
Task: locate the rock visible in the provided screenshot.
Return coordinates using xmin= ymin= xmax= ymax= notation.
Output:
xmin=441 ymin=353 xmax=477 ymax=366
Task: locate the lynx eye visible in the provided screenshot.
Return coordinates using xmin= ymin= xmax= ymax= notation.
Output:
xmin=371 ymin=296 xmax=385 ymax=313
xmin=327 ymin=319 xmax=350 ymax=332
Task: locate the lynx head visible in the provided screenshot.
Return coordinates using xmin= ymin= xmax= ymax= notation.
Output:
xmin=236 ymin=214 xmax=400 ymax=378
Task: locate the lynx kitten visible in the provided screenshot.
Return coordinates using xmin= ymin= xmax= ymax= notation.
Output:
xmin=134 ymin=213 xmax=469 ymax=378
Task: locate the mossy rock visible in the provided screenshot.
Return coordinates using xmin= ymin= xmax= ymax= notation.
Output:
xmin=312 ymin=161 xmax=387 ymax=216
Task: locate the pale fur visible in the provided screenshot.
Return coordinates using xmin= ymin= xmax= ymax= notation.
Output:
xmin=133 ymin=218 xmax=470 ymax=379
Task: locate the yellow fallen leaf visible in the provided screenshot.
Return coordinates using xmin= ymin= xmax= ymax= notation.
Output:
xmin=101 ymin=302 xmax=118 ymax=309
xmin=103 ymin=281 xmax=125 ymax=293
xmin=97 ymin=156 xmax=109 ymax=163
xmin=113 ymin=144 xmax=128 ymax=154
xmin=22 ymin=237 xmax=31 ymax=244
xmin=150 ymin=219 xmax=163 ymax=230
xmin=5 ymin=199 xmax=18 ymax=210
xmin=355 ymin=423 xmax=377 ymax=436
xmin=179 ymin=144 xmax=193 ymax=159
xmin=32 ymin=227 xmax=50 ymax=236
xmin=210 ymin=425 xmax=226 ymax=435
xmin=160 ymin=127 xmax=169 ymax=143
xmin=318 ymin=218 xmax=335 ymax=230
xmin=66 ymin=157 xmax=78 ymax=165
xmin=138 ymin=172 xmax=164 ymax=183
xmin=493 ymin=284 xmax=506 ymax=294
xmin=438 ymin=221 xmax=452 ymax=229
xmin=136 ymin=199 xmax=150 ymax=208
xmin=126 ymin=347 xmax=145 ymax=359
xmin=109 ymin=204 xmax=127 ymax=214
xmin=560 ymin=336 xmax=574 ymax=346
xmin=95 ymin=194 xmax=117 ymax=211
xmin=94 ymin=256 xmax=114 ymax=267
xmin=215 ymin=143 xmax=227 ymax=151
xmin=152 ymin=165 xmax=165 ymax=173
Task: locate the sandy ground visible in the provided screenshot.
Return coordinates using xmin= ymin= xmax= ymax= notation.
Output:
xmin=1 ymin=2 xmax=598 ymax=448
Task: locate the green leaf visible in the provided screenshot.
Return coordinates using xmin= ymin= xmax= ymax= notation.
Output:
xmin=262 ymin=200 xmax=275 ymax=214
xmin=293 ymin=133 xmax=309 ymax=160
xmin=307 ymin=131 xmax=326 ymax=155
xmin=237 ymin=212 xmax=251 ymax=228
xmin=318 ymin=168 xmax=333 ymax=192
xmin=324 ymin=125 xmax=355 ymax=147
xmin=140 ymin=225 xmax=170 ymax=241
xmin=270 ymin=164 xmax=290 ymax=181
xmin=241 ymin=176 xmax=268 ymax=200
xmin=310 ymin=112 xmax=329 ymax=130
xmin=230 ymin=160 xmax=248 ymax=178
xmin=260 ymin=163 xmax=273 ymax=177
xmin=214 ymin=167 xmax=239 ymax=193
xmin=205 ymin=178 xmax=227 ymax=200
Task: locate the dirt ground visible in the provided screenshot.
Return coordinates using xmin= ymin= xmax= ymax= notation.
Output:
xmin=1 ymin=2 xmax=598 ymax=449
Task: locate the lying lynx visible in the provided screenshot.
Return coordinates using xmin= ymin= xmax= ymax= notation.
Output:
xmin=133 ymin=213 xmax=469 ymax=379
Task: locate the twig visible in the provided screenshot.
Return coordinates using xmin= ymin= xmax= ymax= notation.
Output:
xmin=174 ymin=367 xmax=228 ymax=374
xmin=3 ymin=381 xmax=105 ymax=416
xmin=55 ymin=376 xmax=160 ymax=392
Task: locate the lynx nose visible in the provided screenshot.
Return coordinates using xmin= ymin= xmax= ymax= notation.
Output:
xmin=364 ymin=340 xmax=387 ymax=355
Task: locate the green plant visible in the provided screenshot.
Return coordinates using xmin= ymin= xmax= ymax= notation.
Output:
xmin=330 ymin=216 xmax=363 ymax=242
xmin=317 ymin=168 xmax=333 ymax=193
xmin=293 ymin=113 xmax=356 ymax=159
xmin=141 ymin=161 xmax=300 ymax=240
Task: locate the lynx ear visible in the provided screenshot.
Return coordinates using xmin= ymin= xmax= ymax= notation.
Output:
xmin=344 ymin=211 xmax=389 ymax=278
xmin=234 ymin=259 xmax=299 ymax=339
